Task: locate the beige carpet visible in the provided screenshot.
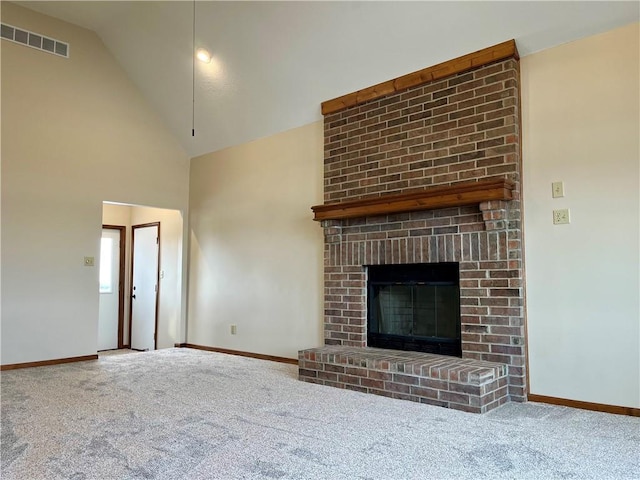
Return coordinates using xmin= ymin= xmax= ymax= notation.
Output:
xmin=2 ymin=348 xmax=639 ymax=479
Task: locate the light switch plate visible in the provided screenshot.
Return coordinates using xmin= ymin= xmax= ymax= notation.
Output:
xmin=84 ymin=256 xmax=95 ymax=266
xmin=552 ymin=181 xmax=565 ymax=198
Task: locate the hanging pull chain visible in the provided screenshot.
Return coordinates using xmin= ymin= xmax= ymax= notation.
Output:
xmin=191 ymin=0 xmax=196 ymax=137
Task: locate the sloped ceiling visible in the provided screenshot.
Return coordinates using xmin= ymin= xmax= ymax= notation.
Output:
xmin=16 ymin=1 xmax=640 ymax=158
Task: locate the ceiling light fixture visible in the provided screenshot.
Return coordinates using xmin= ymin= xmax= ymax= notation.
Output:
xmin=196 ymin=48 xmax=211 ymax=64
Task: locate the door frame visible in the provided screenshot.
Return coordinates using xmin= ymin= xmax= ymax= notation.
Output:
xmin=129 ymin=222 xmax=161 ymax=350
xmin=102 ymin=225 xmax=126 ymax=349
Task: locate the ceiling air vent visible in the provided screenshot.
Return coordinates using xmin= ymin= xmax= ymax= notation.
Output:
xmin=1 ymin=23 xmax=69 ymax=58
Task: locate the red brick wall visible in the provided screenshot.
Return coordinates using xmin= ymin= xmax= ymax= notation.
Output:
xmin=324 ymin=59 xmax=520 ymax=202
xmin=321 ymin=57 xmax=526 ymax=401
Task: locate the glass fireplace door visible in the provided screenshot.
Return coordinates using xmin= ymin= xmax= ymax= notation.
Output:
xmin=367 ymin=263 xmax=461 ymax=356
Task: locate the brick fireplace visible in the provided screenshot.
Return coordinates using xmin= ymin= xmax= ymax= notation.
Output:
xmin=299 ymin=41 xmax=527 ymax=412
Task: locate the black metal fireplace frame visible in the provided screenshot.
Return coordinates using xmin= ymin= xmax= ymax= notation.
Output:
xmin=367 ymin=263 xmax=462 ymax=357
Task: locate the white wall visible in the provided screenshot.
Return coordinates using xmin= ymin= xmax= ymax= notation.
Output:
xmin=1 ymin=4 xmax=189 ymax=365
xmin=188 ymin=122 xmax=324 ymax=359
xmin=522 ymin=23 xmax=639 ymax=408
xmin=103 ymin=204 xmax=133 ymax=227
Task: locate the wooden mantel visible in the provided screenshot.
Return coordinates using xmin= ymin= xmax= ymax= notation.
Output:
xmin=321 ymin=40 xmax=519 ymax=115
xmin=312 ymin=178 xmax=515 ymax=222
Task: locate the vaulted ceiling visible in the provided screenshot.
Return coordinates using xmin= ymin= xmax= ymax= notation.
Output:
xmin=17 ymin=1 xmax=640 ymax=158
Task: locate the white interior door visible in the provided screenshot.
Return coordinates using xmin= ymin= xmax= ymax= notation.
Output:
xmin=130 ymin=224 xmax=159 ymax=351
xmin=98 ymin=228 xmax=121 ymax=350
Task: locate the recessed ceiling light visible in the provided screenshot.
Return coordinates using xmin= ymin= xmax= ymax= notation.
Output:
xmin=196 ymin=48 xmax=211 ymax=63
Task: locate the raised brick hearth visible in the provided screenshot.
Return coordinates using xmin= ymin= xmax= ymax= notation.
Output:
xmin=299 ymin=346 xmax=508 ymax=413
xmin=300 ymin=42 xmax=527 ymax=412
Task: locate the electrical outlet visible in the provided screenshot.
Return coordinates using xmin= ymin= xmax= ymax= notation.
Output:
xmin=230 ymin=324 xmax=237 ymax=335
xmin=84 ymin=256 xmax=95 ymax=266
xmin=552 ymin=181 xmax=565 ymax=198
xmin=553 ymin=209 xmax=570 ymax=225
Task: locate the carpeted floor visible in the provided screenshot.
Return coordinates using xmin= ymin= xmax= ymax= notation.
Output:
xmin=1 ymin=348 xmax=638 ymax=479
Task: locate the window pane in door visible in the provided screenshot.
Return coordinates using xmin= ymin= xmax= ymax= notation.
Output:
xmin=99 ymin=237 xmax=113 ymax=293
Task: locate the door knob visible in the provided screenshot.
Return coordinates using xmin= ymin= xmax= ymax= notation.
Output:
xmin=132 ymin=294 xmax=136 ymax=299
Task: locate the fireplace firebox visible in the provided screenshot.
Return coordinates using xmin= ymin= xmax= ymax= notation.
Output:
xmin=367 ymin=263 xmax=461 ymax=357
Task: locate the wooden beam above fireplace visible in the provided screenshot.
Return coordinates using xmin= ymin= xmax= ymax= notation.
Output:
xmin=311 ymin=178 xmax=515 ymax=221
xmin=321 ymin=40 xmax=519 ymax=116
